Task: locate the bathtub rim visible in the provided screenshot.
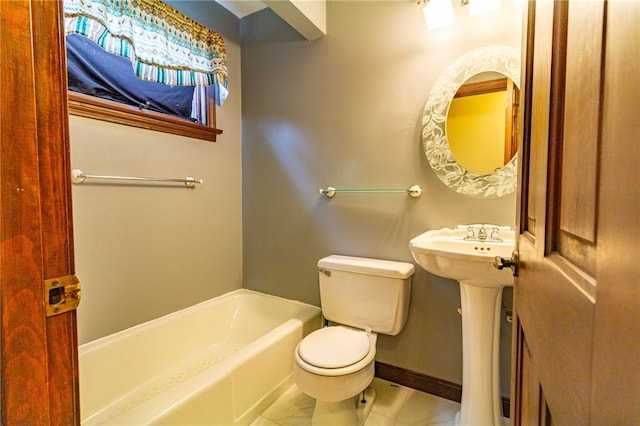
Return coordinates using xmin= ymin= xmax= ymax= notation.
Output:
xmin=79 ymin=288 xmax=320 ymax=353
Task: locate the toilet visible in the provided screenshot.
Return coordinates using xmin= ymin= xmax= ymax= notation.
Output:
xmin=294 ymin=255 xmax=415 ymax=426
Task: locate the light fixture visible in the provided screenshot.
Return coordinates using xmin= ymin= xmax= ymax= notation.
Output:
xmin=469 ymin=0 xmax=501 ymax=16
xmin=419 ymin=0 xmax=455 ymax=30
xmin=419 ymin=0 xmax=504 ymax=30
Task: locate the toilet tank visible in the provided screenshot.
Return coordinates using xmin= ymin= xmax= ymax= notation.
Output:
xmin=317 ymin=255 xmax=415 ymax=336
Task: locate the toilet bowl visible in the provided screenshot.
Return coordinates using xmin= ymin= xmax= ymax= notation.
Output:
xmin=294 ymin=327 xmax=377 ymax=425
xmin=294 ymin=255 xmax=414 ymax=426
xmin=295 ymin=326 xmax=376 ymax=397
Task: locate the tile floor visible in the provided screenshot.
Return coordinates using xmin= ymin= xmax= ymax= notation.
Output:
xmin=250 ymin=378 xmax=461 ymax=426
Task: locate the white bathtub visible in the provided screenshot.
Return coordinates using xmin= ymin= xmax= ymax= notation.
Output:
xmin=79 ymin=289 xmax=322 ymax=425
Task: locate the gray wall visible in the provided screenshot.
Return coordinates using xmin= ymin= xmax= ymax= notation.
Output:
xmin=72 ymin=1 xmax=243 ymax=344
xmin=71 ymin=0 xmax=522 ymax=400
xmin=241 ymin=1 xmax=521 ymax=395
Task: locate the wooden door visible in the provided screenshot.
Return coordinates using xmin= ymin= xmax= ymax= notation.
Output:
xmin=511 ymin=1 xmax=640 ymax=425
xmin=1 ymin=1 xmax=80 ymax=424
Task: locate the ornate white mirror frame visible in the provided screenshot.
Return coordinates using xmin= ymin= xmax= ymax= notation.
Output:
xmin=422 ymin=45 xmax=521 ymax=198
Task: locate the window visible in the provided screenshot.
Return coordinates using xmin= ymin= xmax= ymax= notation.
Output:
xmin=64 ymin=0 xmax=227 ymax=142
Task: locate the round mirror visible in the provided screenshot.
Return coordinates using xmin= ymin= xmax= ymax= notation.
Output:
xmin=422 ymin=46 xmax=520 ymax=198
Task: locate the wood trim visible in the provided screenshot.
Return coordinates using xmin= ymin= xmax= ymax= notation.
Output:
xmin=504 ymin=80 xmax=519 ymax=165
xmin=1 ymin=1 xmax=80 ymax=423
xmin=454 ymin=78 xmax=508 ymax=98
xmin=375 ymin=362 xmax=511 ymax=418
xmin=375 ymin=362 xmax=461 ymax=402
xmin=511 ymin=319 xmax=526 ymax=424
xmin=206 ymin=86 xmax=217 ymax=129
xmin=516 ymin=0 xmax=536 ymax=237
xmin=545 ymin=0 xmax=569 ymax=255
xmin=68 ymin=92 xmax=222 ymax=142
xmin=591 ymin=2 xmax=640 ymax=423
xmin=35 ymin=2 xmax=81 ymax=423
xmin=2 ymin=2 xmax=52 ymax=422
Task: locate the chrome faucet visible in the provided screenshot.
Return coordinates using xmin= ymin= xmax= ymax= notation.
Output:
xmin=462 ymin=224 xmax=503 ymax=242
xmin=477 ymin=224 xmax=487 ymax=241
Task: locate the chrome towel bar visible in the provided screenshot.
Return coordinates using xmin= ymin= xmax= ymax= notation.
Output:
xmin=319 ymin=185 xmax=422 ymax=198
xmin=71 ymin=169 xmax=203 ymax=189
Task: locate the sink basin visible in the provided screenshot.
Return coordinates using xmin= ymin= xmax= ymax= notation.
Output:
xmin=409 ymin=225 xmax=515 ymax=287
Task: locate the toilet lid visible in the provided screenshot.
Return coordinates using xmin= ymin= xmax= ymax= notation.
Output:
xmin=298 ymin=327 xmax=371 ymax=369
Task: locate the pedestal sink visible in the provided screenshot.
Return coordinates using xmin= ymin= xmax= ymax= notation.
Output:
xmin=409 ymin=225 xmax=515 ymax=426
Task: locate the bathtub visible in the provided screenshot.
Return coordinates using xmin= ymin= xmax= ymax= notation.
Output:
xmin=79 ymin=289 xmax=322 ymax=425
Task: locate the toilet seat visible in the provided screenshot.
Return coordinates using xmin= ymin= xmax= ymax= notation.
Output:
xmin=295 ymin=326 xmax=376 ymax=376
xmin=298 ymin=327 xmax=370 ymax=368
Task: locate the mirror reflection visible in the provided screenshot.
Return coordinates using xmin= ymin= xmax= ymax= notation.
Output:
xmin=447 ymin=72 xmax=519 ymax=175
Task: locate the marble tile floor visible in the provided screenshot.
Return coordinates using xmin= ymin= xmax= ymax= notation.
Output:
xmin=250 ymin=378 xmax=462 ymax=426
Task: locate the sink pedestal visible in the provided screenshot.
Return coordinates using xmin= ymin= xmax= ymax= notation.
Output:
xmin=457 ymin=280 xmax=504 ymax=426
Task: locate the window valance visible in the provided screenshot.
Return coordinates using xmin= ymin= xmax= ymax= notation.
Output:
xmin=64 ymin=0 xmax=228 ymax=105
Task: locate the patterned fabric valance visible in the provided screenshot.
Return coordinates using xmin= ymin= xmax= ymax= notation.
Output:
xmin=64 ymin=0 xmax=228 ymax=105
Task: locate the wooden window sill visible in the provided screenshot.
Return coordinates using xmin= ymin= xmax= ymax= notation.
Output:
xmin=67 ymin=92 xmax=222 ymax=142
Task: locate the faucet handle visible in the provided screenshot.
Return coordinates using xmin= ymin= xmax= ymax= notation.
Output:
xmin=466 ymin=225 xmax=475 ymax=239
xmin=490 ymin=226 xmax=500 ymax=240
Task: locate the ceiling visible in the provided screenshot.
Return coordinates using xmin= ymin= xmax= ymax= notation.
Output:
xmin=214 ymin=0 xmax=326 ymax=40
xmin=215 ymin=0 xmax=267 ymax=18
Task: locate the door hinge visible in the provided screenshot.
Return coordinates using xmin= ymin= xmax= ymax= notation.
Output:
xmin=44 ymin=275 xmax=81 ymax=317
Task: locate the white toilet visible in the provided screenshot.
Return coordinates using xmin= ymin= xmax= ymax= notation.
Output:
xmin=294 ymin=255 xmax=415 ymax=426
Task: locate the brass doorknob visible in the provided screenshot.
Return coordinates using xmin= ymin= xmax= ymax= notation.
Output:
xmin=493 ymin=250 xmax=519 ymax=277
